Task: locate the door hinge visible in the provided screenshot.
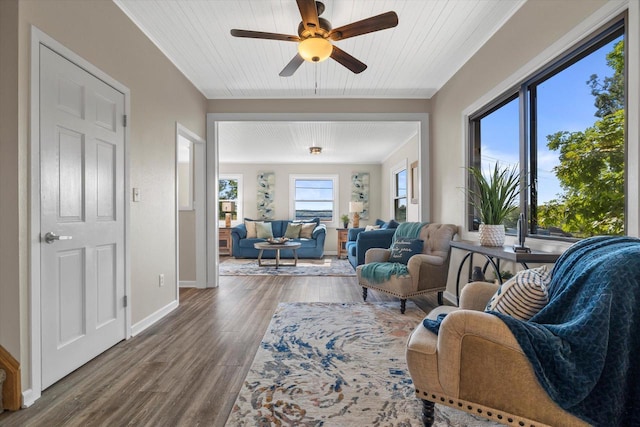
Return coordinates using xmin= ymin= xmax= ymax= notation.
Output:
xmin=123 ymin=114 xmax=128 ymax=127
xmin=123 ymin=295 xmax=128 ymax=307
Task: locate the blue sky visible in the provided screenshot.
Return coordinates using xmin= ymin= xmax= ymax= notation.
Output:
xmin=481 ymin=36 xmax=621 ymax=203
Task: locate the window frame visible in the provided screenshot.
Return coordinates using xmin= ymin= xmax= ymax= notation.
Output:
xmin=289 ymin=174 xmax=339 ymax=227
xmin=218 ymin=174 xmax=243 ymax=227
xmin=468 ymin=18 xmax=627 ymax=241
xmin=391 ymin=160 xmax=408 ymax=222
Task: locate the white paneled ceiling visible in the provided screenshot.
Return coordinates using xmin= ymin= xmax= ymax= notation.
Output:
xmin=114 ymin=0 xmax=526 ymax=99
xmin=218 ymin=121 xmax=419 ymax=164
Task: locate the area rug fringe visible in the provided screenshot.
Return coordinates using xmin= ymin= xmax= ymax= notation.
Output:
xmin=226 ymin=302 xmax=502 ymax=426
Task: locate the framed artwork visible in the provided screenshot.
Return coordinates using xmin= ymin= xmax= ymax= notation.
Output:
xmin=351 ymin=172 xmax=369 ymax=219
xmin=410 ymin=161 xmax=419 ymax=204
xmin=257 ymin=172 xmax=275 ymax=219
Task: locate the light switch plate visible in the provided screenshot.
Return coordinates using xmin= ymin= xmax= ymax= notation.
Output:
xmin=133 ymin=187 xmax=141 ymax=202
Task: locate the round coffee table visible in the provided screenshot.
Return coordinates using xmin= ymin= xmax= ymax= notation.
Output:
xmin=254 ymin=241 xmax=302 ymax=269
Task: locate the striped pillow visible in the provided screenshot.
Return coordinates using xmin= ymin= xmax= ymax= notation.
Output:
xmin=485 ymin=265 xmax=551 ymax=321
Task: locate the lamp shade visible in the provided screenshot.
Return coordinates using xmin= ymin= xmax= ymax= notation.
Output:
xmin=221 ymin=201 xmax=235 ymax=213
xmin=298 ymin=37 xmax=333 ymax=63
xmin=349 ymin=201 xmax=364 ymax=213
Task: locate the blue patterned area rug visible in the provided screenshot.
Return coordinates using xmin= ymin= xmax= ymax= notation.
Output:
xmin=219 ymin=257 xmax=356 ymax=277
xmin=226 ymin=302 xmax=502 ymax=426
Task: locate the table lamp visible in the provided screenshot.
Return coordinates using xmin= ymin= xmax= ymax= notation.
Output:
xmin=221 ymin=201 xmax=235 ymax=228
xmin=349 ymin=201 xmax=364 ymax=228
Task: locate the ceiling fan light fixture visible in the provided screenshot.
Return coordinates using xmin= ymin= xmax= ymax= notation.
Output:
xmin=298 ymin=37 xmax=332 ymax=63
xmin=309 ymin=146 xmax=322 ymax=155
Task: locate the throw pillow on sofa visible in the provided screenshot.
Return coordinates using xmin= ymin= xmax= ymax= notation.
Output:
xmin=485 ymin=265 xmax=551 ymax=321
xmin=284 ymin=223 xmax=302 ymax=239
xmin=365 ymin=225 xmax=381 ymax=232
xmin=256 ymin=222 xmax=274 ymax=239
xmin=299 ymin=222 xmax=315 ymax=238
xmin=245 ymin=220 xmax=258 ymax=238
xmin=388 ymin=238 xmax=424 ymax=264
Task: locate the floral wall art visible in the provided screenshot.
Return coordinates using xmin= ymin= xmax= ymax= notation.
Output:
xmin=351 ymin=172 xmax=370 ymax=219
xmin=257 ymin=172 xmax=275 ymax=219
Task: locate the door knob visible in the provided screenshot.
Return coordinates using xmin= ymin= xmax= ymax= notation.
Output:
xmin=44 ymin=232 xmax=73 ymax=244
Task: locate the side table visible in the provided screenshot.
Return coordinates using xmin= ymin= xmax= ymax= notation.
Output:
xmin=219 ymin=227 xmax=232 ymax=256
xmin=450 ymin=240 xmax=562 ymax=305
xmin=337 ymin=228 xmax=348 ymax=259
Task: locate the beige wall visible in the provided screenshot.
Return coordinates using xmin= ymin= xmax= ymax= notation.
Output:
xmin=1 ymin=0 xmax=207 ymax=391
xmin=0 ymin=0 xmax=22 ymax=361
xmin=380 ymin=133 xmax=420 ymax=222
xmin=179 ymin=211 xmax=196 ymax=282
xmin=218 ymin=163 xmax=381 ymax=253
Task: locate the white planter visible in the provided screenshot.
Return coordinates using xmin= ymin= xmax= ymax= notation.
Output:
xmin=479 ymin=224 xmax=505 ymax=247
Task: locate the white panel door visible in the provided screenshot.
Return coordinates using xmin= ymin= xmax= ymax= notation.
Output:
xmin=40 ymin=45 xmax=126 ymax=389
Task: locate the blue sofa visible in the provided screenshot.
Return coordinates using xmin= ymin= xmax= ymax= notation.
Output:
xmin=231 ymin=219 xmax=326 ymax=259
xmin=346 ymin=219 xmax=399 ymax=268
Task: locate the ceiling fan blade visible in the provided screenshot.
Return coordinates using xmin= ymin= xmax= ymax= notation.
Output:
xmin=329 ymin=11 xmax=398 ymax=41
xmin=296 ymin=0 xmax=320 ymax=35
xmin=279 ymin=54 xmax=305 ymax=77
xmin=230 ymin=29 xmax=300 ymax=42
xmin=330 ymin=45 xmax=367 ymax=74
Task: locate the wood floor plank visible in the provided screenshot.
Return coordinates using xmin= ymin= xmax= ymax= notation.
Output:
xmin=0 ymin=272 xmax=444 ymax=426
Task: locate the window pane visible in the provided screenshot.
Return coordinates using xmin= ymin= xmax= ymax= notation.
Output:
xmin=395 ymin=198 xmax=407 ymax=222
xmin=218 ymin=178 xmax=238 ymax=220
xmin=535 ymin=35 xmax=624 ymax=238
xmin=396 ymin=169 xmax=407 ymax=197
xmin=474 ymin=97 xmax=520 ymax=231
xmin=294 ymin=178 xmax=334 ymax=221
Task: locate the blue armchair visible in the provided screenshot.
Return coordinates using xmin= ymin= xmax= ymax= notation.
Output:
xmin=346 ymin=219 xmax=399 ymax=268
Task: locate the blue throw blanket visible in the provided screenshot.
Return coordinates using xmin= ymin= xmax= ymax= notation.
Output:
xmin=360 ymin=222 xmax=427 ymax=284
xmin=426 ymin=236 xmax=640 ymax=426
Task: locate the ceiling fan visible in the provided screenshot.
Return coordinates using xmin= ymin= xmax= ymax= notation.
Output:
xmin=230 ymin=0 xmax=398 ymax=77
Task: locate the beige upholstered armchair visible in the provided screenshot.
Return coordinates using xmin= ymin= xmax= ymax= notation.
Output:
xmin=406 ymin=281 xmax=588 ymax=427
xmin=356 ymin=223 xmax=457 ymax=313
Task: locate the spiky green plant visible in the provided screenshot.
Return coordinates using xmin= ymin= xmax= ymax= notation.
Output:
xmin=467 ymin=163 xmax=521 ymax=225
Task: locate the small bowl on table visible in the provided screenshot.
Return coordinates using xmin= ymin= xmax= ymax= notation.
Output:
xmin=266 ymin=237 xmax=290 ymax=244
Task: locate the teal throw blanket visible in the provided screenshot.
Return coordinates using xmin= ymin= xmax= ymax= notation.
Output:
xmin=361 ymin=222 xmax=427 ymax=284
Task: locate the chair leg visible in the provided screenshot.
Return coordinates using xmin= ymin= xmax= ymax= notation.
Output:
xmin=362 ymin=287 xmax=368 ymax=301
xmin=400 ymin=299 xmax=407 ymax=314
xmin=437 ymin=291 xmax=443 ymax=306
xmin=421 ymin=399 xmax=435 ymax=427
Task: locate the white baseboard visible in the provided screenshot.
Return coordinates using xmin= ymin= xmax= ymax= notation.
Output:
xmin=22 ymin=388 xmax=38 ymax=408
xmin=130 ymin=299 xmax=178 ymax=337
xmin=179 ymin=280 xmax=197 ymax=288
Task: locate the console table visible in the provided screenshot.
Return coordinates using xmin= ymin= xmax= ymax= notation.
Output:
xmin=450 ymin=240 xmax=563 ymax=305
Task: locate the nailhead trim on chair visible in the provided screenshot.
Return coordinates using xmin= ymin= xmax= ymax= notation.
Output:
xmin=358 ymin=285 xmax=446 ymax=299
xmin=414 ymin=389 xmax=551 ymax=427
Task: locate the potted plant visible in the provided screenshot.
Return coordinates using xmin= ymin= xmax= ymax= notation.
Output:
xmin=340 ymin=214 xmax=350 ymax=229
xmin=467 ymin=163 xmax=520 ymax=246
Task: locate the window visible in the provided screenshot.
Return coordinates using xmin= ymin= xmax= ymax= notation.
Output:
xmin=219 ymin=174 xmax=242 ymax=224
xmin=290 ymin=175 xmax=338 ymax=224
xmin=392 ymin=162 xmax=408 ymax=222
xmin=469 ymin=20 xmax=625 ymax=239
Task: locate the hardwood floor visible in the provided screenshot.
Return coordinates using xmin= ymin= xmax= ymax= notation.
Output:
xmin=0 ymin=273 xmax=442 ymax=427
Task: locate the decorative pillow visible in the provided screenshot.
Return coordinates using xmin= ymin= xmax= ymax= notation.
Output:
xmin=381 ymin=219 xmax=400 ymax=229
xmin=256 ymin=221 xmax=274 ymax=239
xmin=388 ymin=238 xmax=424 ymax=264
xmin=284 ymin=223 xmax=302 ymax=239
xmin=364 ymin=225 xmax=381 ymax=232
xmin=245 ymin=220 xmax=257 ymax=238
xmin=299 ymin=222 xmax=316 ymax=239
xmin=485 ymin=265 xmax=551 ymax=321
